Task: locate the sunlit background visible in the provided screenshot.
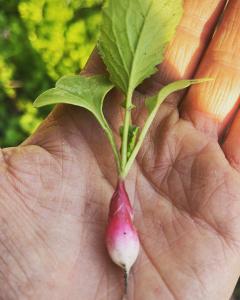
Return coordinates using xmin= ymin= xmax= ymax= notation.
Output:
xmin=0 ymin=0 xmax=239 ymax=298
xmin=0 ymin=0 xmax=102 ymax=147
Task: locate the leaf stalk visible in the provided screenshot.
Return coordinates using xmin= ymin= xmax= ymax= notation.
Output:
xmin=101 ymin=119 xmax=121 ymax=175
xmin=121 ymin=89 xmax=133 ymax=172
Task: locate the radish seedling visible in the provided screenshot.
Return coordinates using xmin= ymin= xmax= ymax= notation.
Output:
xmin=34 ymin=0 xmax=211 ymax=296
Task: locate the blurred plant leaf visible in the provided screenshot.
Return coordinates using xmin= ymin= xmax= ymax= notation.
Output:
xmin=0 ymin=0 xmax=103 ymax=147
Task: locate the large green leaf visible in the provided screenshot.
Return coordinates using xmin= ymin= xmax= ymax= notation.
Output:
xmin=98 ymin=0 xmax=183 ymax=94
xmin=33 ymin=74 xmax=122 ymax=172
xmin=33 ymin=75 xmax=114 ymax=128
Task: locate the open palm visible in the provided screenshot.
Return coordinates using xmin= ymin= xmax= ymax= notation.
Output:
xmin=1 ymin=1 xmax=240 ymax=299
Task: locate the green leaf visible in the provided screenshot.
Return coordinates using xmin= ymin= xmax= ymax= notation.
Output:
xmin=119 ymin=124 xmax=139 ymax=159
xmin=122 ymin=78 xmax=213 ymax=178
xmin=98 ymin=0 xmax=183 ymax=94
xmin=127 ymin=125 xmax=139 ymax=159
xmin=34 ymin=75 xmax=122 ymax=173
xmin=121 ymin=100 xmax=136 ymax=110
xmin=33 ymin=75 xmax=113 ymax=128
xmin=145 ymin=78 xmax=213 ymax=114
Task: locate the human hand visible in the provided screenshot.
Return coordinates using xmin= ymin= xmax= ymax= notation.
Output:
xmin=0 ymin=0 xmax=239 ymax=299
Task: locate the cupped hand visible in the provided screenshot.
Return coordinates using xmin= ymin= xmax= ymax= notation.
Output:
xmin=1 ymin=0 xmax=240 ymax=299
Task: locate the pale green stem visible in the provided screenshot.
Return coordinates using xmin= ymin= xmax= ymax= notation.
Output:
xmin=121 ymin=105 xmax=156 ymax=178
xmin=97 ymin=115 xmax=121 ymax=175
xmin=121 ymin=89 xmax=133 ymax=171
xmin=104 ymin=123 xmax=121 ymax=174
xmin=121 ymin=78 xmax=213 ymax=178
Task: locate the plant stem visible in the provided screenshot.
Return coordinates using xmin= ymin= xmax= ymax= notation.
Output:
xmin=121 ymin=89 xmax=133 ymax=171
xmin=102 ymin=119 xmax=121 ymax=175
xmin=121 ymin=78 xmax=213 ymax=178
xmin=124 ymin=267 xmax=128 ymax=296
xmin=121 ymin=108 xmax=154 ymax=178
xmin=121 ymin=89 xmax=166 ymax=178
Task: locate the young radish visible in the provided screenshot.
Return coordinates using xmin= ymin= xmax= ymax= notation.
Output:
xmin=33 ymin=0 xmax=211 ymax=296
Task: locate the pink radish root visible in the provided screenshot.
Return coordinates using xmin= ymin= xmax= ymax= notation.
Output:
xmin=106 ymin=181 xmax=140 ymax=293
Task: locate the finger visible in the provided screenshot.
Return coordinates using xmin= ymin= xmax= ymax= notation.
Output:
xmin=222 ymin=109 xmax=240 ymax=172
xmin=138 ymin=0 xmax=227 ymax=99
xmin=181 ymin=0 xmax=240 ymax=138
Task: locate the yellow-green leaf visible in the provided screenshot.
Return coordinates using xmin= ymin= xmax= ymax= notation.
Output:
xmin=146 ymin=78 xmax=213 ymax=114
xmin=33 ymin=74 xmax=121 ymax=172
xmin=98 ymin=0 xmax=183 ymax=94
xmin=33 ymin=74 xmax=114 ymax=128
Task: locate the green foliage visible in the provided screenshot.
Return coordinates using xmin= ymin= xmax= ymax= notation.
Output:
xmin=120 ymin=124 xmax=139 ymax=159
xmin=145 ymin=78 xmax=213 ymax=113
xmin=18 ymin=0 xmax=102 ymax=80
xmin=121 ymin=79 xmax=212 ymax=178
xmin=98 ymin=0 xmax=184 ymax=173
xmin=34 ymin=75 xmax=113 ymax=128
xmin=98 ymin=0 xmax=183 ymax=94
xmin=126 ymin=125 xmax=139 ymax=159
xmin=35 ymin=0 xmax=202 ymax=178
xmin=34 ymin=74 xmax=121 ymax=171
xmin=0 ymin=0 xmax=102 ymax=147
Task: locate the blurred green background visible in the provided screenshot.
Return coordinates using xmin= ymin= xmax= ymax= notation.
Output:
xmin=0 ymin=0 xmax=239 ymax=298
xmin=0 ymin=0 xmax=102 ymax=147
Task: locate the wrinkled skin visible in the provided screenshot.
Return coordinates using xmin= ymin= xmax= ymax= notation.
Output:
xmin=1 ymin=0 xmax=240 ymax=299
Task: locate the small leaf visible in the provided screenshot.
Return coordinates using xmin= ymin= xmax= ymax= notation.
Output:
xmin=34 ymin=74 xmax=122 ymax=173
xmin=121 ymin=100 xmax=136 ymax=110
xmin=127 ymin=125 xmax=139 ymax=159
xmin=33 ymin=75 xmax=114 ymax=128
xmin=98 ymin=0 xmax=183 ymax=94
xmin=146 ymin=78 xmax=213 ymax=114
xmin=122 ymin=78 xmax=213 ymax=178
xmin=119 ymin=125 xmax=139 ymax=159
